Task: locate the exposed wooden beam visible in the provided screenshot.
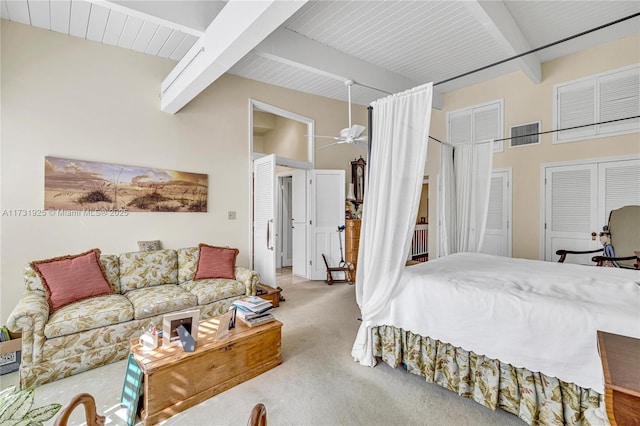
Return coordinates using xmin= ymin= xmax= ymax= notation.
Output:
xmin=465 ymin=0 xmax=541 ymax=84
xmin=160 ymin=0 xmax=308 ymax=114
xmin=253 ymin=28 xmax=444 ymax=109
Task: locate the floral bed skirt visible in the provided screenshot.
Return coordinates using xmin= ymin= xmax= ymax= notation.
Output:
xmin=372 ymin=325 xmax=605 ymax=425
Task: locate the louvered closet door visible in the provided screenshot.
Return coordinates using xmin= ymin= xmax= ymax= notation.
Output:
xmin=544 ymin=158 xmax=640 ymax=263
xmin=544 ymin=164 xmax=598 ymax=263
xmin=481 ymin=170 xmax=511 ymax=257
xmin=253 ymin=154 xmax=277 ymax=287
xmin=598 ymin=159 xmax=640 ymax=224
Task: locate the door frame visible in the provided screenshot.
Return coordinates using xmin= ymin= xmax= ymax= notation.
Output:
xmin=539 ymin=153 xmax=640 ymax=260
xmin=248 ymin=99 xmax=315 ymax=274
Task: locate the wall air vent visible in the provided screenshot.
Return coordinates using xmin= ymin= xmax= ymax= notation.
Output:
xmin=510 ymin=121 xmax=540 ymax=147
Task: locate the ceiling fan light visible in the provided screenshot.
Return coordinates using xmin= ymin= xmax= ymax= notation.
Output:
xmin=339 ymin=127 xmax=351 ymax=138
xmin=351 ymin=124 xmax=366 ymax=138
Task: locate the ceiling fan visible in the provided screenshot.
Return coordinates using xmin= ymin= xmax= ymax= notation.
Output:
xmin=317 ymin=80 xmax=368 ymax=149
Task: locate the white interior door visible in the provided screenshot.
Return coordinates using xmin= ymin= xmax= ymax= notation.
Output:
xmin=253 ymin=155 xmax=277 ymax=287
xmin=598 ymin=159 xmax=640 ymax=223
xmin=544 ymin=157 xmax=640 ymax=263
xmin=309 ymin=170 xmax=345 ymax=280
xmin=481 ymin=169 xmax=512 ymax=257
xmin=544 ymin=163 xmax=599 ymax=263
xmin=291 ymin=169 xmax=307 ymax=278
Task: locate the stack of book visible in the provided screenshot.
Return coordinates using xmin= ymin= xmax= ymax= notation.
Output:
xmin=232 ymin=296 xmax=275 ymax=328
xmin=0 ymin=327 xmax=10 ymax=342
xmin=0 ymin=326 xmax=21 ymax=375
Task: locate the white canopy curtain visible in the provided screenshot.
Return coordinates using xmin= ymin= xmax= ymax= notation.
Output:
xmin=439 ymin=140 xmax=494 ymax=256
xmin=352 ymin=83 xmax=433 ymax=366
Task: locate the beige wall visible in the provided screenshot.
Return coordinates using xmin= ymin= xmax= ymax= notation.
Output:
xmin=0 ymin=21 xmax=366 ymax=323
xmin=262 ymin=115 xmax=308 ymax=162
xmin=426 ymin=34 xmax=640 ymax=260
xmin=265 ymin=115 xmax=305 ymax=161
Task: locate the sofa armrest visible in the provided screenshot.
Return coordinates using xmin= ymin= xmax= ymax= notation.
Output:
xmin=234 ymin=267 xmax=260 ymax=296
xmin=6 ymin=291 xmax=49 ymax=365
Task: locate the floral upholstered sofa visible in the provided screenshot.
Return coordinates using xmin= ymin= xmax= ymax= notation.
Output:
xmin=7 ymin=246 xmax=259 ymax=388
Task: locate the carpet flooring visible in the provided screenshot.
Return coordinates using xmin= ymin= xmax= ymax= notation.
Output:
xmin=1 ymin=272 xmax=525 ymax=425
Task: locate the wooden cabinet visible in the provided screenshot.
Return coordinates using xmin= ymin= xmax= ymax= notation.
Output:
xmin=345 ymin=219 xmax=361 ymax=281
xmin=597 ymin=330 xmax=640 ymax=426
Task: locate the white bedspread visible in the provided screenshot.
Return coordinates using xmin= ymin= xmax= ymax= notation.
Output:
xmin=384 ymin=253 xmax=640 ymax=393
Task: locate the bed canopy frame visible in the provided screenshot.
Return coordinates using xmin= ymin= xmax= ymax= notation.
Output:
xmin=352 ymin=12 xmax=639 ymax=426
xmin=359 ymin=12 xmax=640 ymax=151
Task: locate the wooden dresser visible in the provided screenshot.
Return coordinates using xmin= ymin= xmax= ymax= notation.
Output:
xmin=345 ymin=219 xmax=361 ymax=281
xmin=597 ymin=330 xmax=640 ymax=426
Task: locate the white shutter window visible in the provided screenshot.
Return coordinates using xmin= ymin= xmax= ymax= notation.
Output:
xmin=474 ymin=105 xmax=500 ymax=142
xmin=447 ymin=100 xmax=503 ymax=151
xmin=599 ymin=68 xmax=640 ymax=134
xmin=449 ymin=110 xmax=472 ymax=145
xmin=556 ymin=80 xmax=596 ymax=141
xmin=554 ymin=64 xmax=640 ymax=143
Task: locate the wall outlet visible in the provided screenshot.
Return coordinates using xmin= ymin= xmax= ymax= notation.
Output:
xmin=228 ymin=211 xmax=236 ymax=220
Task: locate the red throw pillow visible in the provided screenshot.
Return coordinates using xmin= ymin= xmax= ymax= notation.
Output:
xmin=194 ymin=244 xmax=238 ymax=280
xmin=31 ymin=248 xmax=114 ymax=312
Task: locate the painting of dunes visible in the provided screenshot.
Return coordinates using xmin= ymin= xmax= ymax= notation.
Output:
xmin=44 ymin=157 xmax=208 ymax=212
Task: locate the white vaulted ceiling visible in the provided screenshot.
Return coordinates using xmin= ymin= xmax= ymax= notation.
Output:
xmin=0 ymin=0 xmax=224 ymax=60
xmin=1 ymin=0 xmax=638 ymax=112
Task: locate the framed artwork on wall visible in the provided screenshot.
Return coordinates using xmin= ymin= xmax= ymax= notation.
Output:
xmin=44 ymin=156 xmax=208 ymax=212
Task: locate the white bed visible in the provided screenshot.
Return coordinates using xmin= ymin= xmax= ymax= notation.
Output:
xmin=381 ymin=252 xmax=640 ymax=394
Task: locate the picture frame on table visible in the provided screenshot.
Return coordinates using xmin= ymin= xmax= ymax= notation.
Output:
xmin=162 ymin=310 xmax=200 ymax=348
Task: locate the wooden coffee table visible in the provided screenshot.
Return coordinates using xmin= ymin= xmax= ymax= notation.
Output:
xmin=130 ymin=316 xmax=282 ymax=425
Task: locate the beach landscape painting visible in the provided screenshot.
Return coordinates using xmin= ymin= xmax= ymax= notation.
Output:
xmin=44 ymin=156 xmax=208 ymax=212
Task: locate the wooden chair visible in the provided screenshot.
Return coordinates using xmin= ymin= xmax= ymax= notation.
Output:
xmin=248 ymin=403 xmax=267 ymax=426
xmin=54 ymin=393 xmax=105 ymax=426
xmin=322 ymin=254 xmax=353 ymax=285
xmin=557 ymin=205 xmax=640 ymax=269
